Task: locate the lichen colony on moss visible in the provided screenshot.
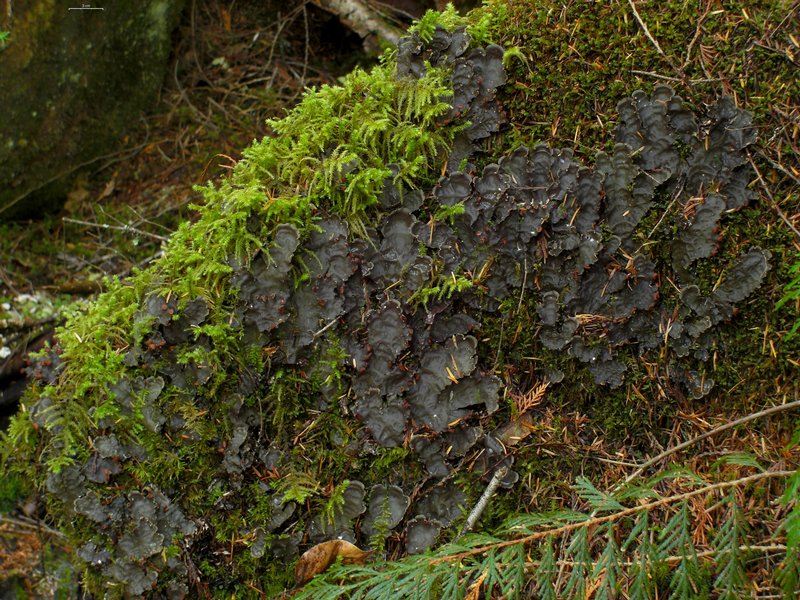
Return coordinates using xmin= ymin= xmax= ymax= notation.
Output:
xmin=1 ymin=8 xmax=771 ymax=598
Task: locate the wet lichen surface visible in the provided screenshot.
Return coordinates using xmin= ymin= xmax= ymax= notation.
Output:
xmin=489 ymin=0 xmax=799 ymax=466
xmin=2 ymin=2 xmax=799 ymax=598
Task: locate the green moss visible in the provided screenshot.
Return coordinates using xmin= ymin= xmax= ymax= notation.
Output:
xmin=0 ymin=472 xmax=27 ymax=513
xmin=480 ymin=0 xmax=798 ymax=159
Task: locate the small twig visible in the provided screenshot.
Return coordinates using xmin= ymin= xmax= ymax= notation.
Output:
xmin=748 ymin=152 xmax=800 ymax=240
xmin=516 ymin=257 xmax=528 ymax=315
xmin=207 ymin=96 xmax=239 ymax=127
xmin=631 ymin=69 xmax=681 ymax=82
xmin=181 ymin=539 xmax=211 ymax=599
xmin=0 ymin=514 xmax=65 ymax=538
xmin=431 ymin=470 xmax=794 ymax=565
xmin=300 ymin=2 xmax=310 ymax=91
xmin=312 ymin=317 xmax=340 ymax=340
xmin=457 ymin=466 xmax=509 ymax=540
xmin=124 ymin=205 xmax=178 ymax=236
xmin=62 ymin=218 xmax=169 ymax=243
xmin=646 ymin=184 xmax=683 ymax=240
xmin=313 ymin=0 xmax=404 ymax=51
xmin=0 ymin=315 xmax=57 ymax=333
xmin=630 ymin=69 xmax=721 ymax=84
xmin=751 ymin=40 xmax=800 ymax=65
xmin=589 ymin=455 xmax=642 ymax=468
xmin=368 ymin=0 xmax=419 ymax=23
xmin=492 ymin=318 xmax=505 ymax=371
xmin=696 ymin=37 xmax=714 ymax=80
xmin=768 ymin=2 xmax=800 ymax=41
xmin=757 ymin=150 xmax=800 ymax=186
xmin=0 ymin=139 xmax=157 ymax=217
xmin=626 ymin=0 xmax=677 ymax=71
xmin=522 ymin=544 xmax=787 ymax=570
xmin=616 ymin=398 xmax=800 ymax=490
xmin=189 ymin=0 xmax=209 ymax=85
xmin=265 ymin=5 xmax=306 ymax=83
xmin=36 ymin=494 xmax=47 ymax=581
xmin=172 ymin=59 xmax=218 ymax=131
xmin=682 ymin=0 xmax=712 ymax=70
xmin=134 ymin=251 xmax=164 ymax=271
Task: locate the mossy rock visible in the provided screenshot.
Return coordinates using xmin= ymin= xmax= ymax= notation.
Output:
xmin=0 ymin=0 xmax=185 ymax=218
xmin=2 ymin=3 xmax=797 ymax=597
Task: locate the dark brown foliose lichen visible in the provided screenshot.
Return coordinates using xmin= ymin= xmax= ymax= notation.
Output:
xmin=24 ymin=27 xmax=768 ymax=596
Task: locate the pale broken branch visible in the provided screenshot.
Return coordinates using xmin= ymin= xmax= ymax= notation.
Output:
xmin=311 ymin=0 xmax=406 ymax=52
xmin=458 ymin=466 xmax=510 ymax=539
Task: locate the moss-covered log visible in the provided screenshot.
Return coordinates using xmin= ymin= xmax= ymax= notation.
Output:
xmin=1 ymin=2 xmax=798 ymax=597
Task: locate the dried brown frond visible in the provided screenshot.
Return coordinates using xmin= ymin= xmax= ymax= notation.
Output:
xmin=0 ymin=522 xmax=42 ymax=581
xmin=510 ymin=379 xmax=549 ymax=414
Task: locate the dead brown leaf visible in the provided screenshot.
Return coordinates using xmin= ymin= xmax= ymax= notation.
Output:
xmin=220 ymin=7 xmax=231 ymax=32
xmin=294 ymin=539 xmax=372 ymax=585
xmin=494 ymin=411 xmax=537 ymax=447
xmin=98 ymin=174 xmax=116 ymax=200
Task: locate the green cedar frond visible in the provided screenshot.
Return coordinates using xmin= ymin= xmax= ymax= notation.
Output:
xmin=617 ymin=464 xmax=706 ymax=501
xmin=790 ymin=425 xmax=800 ymax=451
xmin=776 ymin=253 xmax=800 ymax=338
xmin=782 ymin=469 xmax=800 ymax=510
xmin=439 ymin=562 xmax=465 ymax=600
xmin=563 ymin=527 xmax=591 ymax=599
xmin=785 ymin=502 xmax=800 ymax=550
xmin=482 ymin=548 xmax=503 ymax=597
xmin=532 ymin=538 xmax=558 ymax=600
xmin=622 ymin=511 xmax=649 ymax=553
xmin=573 ymin=476 xmax=625 ymax=512
xmin=505 ymin=509 xmax=589 ymax=534
xmin=775 ymin=452 xmax=800 ymax=598
xmin=627 ymin=517 xmax=657 ymax=600
xmin=711 ymin=492 xmax=750 ymax=599
xmin=657 ymin=500 xmax=691 ymax=556
xmin=592 ymin=523 xmax=621 ymax=600
xmin=294 ymin=471 xmax=795 ymax=599
xmin=499 ymin=543 xmax=526 ymax=600
xmin=776 ymin=503 xmax=800 ymax=596
xmin=659 ymin=501 xmax=704 ymax=599
xmin=775 ymin=544 xmax=800 ymax=599
xmin=710 ymin=451 xmax=765 ymax=472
